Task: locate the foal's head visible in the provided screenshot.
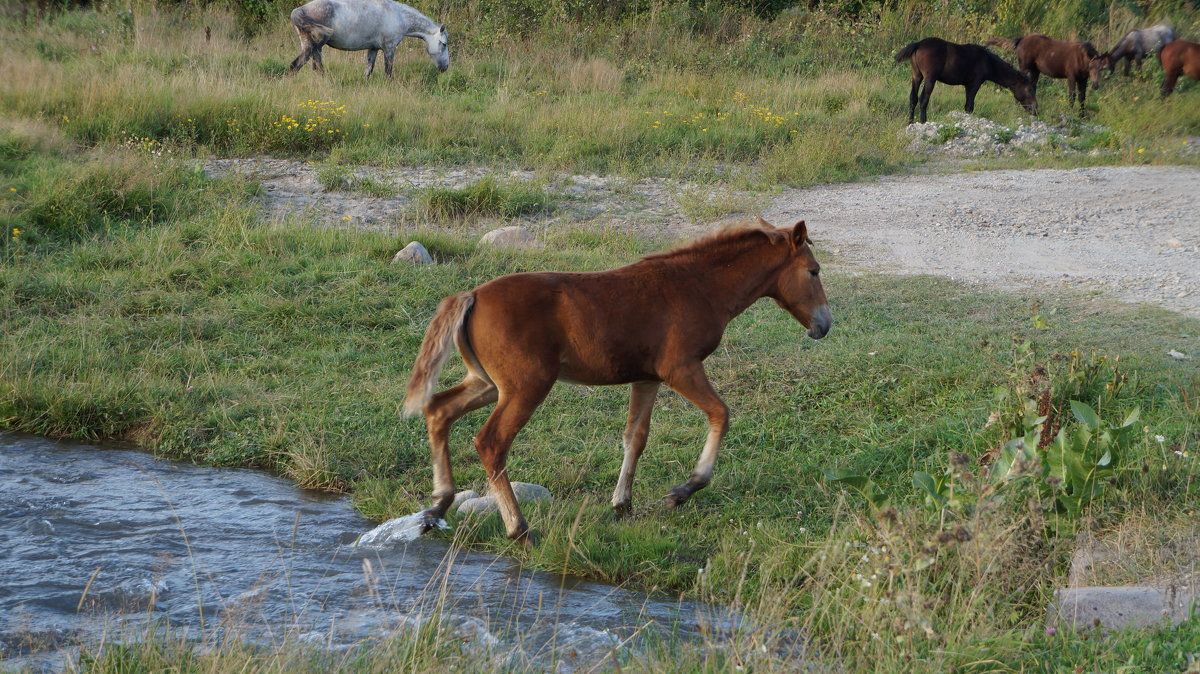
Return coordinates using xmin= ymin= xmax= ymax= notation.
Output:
xmin=760 ymin=217 xmax=832 ymax=340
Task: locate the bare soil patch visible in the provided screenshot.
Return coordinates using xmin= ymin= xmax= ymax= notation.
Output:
xmin=205 ymin=159 xmax=1200 ymax=319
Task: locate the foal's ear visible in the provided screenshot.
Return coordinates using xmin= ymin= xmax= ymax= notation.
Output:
xmin=755 ymin=215 xmax=775 ymax=229
xmin=791 ymin=220 xmax=810 ymax=249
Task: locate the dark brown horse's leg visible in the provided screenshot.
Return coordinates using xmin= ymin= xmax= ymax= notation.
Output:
xmin=662 ymin=364 xmax=729 ymax=508
xmin=1076 ymin=77 xmax=1087 ymax=116
xmin=365 ymin=48 xmax=379 ymax=78
xmin=908 ymin=72 xmax=922 ymax=124
xmin=964 ymin=82 xmax=981 ymax=114
xmin=611 ymin=381 xmax=660 ymax=516
xmin=917 ymin=76 xmax=937 ymax=123
xmin=419 ymin=374 xmax=498 ymax=528
xmin=474 ymin=382 xmax=554 ymax=542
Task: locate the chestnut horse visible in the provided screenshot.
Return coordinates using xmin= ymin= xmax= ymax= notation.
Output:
xmin=989 ymin=35 xmax=1100 ymax=115
xmin=1160 ymin=40 xmax=1200 ymax=97
xmin=895 ymin=37 xmax=1037 ymax=124
xmin=404 ymin=219 xmax=832 ymax=542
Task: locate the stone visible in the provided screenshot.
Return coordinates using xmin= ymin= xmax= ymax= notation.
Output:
xmin=478 ymin=226 xmax=541 ymax=249
xmin=392 ymin=241 xmax=433 ymax=265
xmin=509 ymin=482 xmax=552 ymax=503
xmin=455 ymin=483 xmax=552 ymax=518
xmin=456 ymin=496 xmax=498 ymax=516
xmin=450 ymin=489 xmax=480 ymax=511
xmin=1048 ymin=586 xmax=1199 ymax=632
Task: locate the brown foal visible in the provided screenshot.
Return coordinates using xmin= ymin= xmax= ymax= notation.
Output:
xmin=404 ymin=218 xmax=832 ymax=542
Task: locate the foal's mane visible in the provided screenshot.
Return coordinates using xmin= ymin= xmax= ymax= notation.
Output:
xmin=641 ymin=223 xmax=787 ymax=263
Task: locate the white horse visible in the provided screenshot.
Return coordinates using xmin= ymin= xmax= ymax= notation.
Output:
xmin=1101 ymin=23 xmax=1175 ymax=77
xmin=289 ymin=0 xmax=449 ymax=77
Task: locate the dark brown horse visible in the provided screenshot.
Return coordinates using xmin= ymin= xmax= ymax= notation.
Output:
xmin=990 ymin=35 xmax=1100 ymax=115
xmin=404 ymin=218 xmax=832 ymax=542
xmin=1160 ymin=40 xmax=1200 ymax=97
xmin=895 ymin=37 xmax=1037 ymax=124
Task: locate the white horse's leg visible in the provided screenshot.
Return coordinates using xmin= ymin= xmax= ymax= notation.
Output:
xmin=365 ymin=48 xmax=379 ymax=78
xmin=383 ymin=43 xmax=398 ymax=77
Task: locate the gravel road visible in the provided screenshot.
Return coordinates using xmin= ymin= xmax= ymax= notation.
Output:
xmin=764 ymin=165 xmax=1200 ymax=318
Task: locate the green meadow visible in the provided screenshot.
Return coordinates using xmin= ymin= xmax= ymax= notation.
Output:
xmin=2 ymin=0 xmax=1200 ymax=670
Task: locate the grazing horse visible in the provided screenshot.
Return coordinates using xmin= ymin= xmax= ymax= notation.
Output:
xmin=895 ymin=37 xmax=1037 ymax=124
xmin=1160 ymin=39 xmax=1200 ymax=97
xmin=1097 ymin=24 xmax=1176 ymax=78
xmin=404 ymin=218 xmax=832 ymax=542
xmin=1006 ymin=35 xmax=1100 ymax=116
xmin=289 ymin=0 xmax=449 ymax=77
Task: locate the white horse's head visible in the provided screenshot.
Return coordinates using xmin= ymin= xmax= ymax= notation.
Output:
xmin=424 ymin=24 xmax=449 ymax=72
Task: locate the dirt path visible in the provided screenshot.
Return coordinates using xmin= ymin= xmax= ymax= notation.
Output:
xmin=206 ymin=159 xmax=1200 ymax=319
xmin=763 ymin=166 xmax=1200 ymax=318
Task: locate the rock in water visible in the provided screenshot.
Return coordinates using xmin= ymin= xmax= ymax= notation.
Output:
xmin=478 ymin=226 xmax=541 ymax=249
xmin=392 ymin=241 xmax=433 ymax=264
xmin=355 ymin=512 xmax=446 ymax=548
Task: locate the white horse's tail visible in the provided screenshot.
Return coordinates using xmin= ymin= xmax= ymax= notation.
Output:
xmin=404 ymin=293 xmax=475 ymax=418
xmin=290 ymin=5 xmax=335 ymax=41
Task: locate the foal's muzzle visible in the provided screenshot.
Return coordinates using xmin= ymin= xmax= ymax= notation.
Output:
xmin=807 ymin=304 xmax=832 ymax=339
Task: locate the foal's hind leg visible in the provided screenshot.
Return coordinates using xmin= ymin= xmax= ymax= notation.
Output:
xmin=662 ymin=364 xmax=729 ymax=508
xmin=612 ymin=381 xmax=660 ymax=517
xmin=419 ymin=374 xmax=498 ymax=529
xmin=475 ymin=381 xmax=555 ymax=542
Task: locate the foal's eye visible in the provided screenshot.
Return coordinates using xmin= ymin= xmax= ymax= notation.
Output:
xmin=809 ymin=269 xmax=820 ymax=278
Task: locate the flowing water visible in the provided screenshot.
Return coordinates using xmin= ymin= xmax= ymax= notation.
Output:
xmin=0 ymin=434 xmax=738 ymax=671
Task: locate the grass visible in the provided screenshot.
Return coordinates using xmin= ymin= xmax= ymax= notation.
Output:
xmin=2 ymin=0 xmax=1200 ymax=670
xmin=2 ymin=138 xmax=1199 ymax=669
xmin=416 ymin=175 xmax=555 ymax=219
xmin=3 ymin=1 xmax=1196 ymax=192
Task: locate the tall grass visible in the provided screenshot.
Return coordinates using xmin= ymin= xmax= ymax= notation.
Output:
xmin=6 ymin=0 xmax=1196 ymax=188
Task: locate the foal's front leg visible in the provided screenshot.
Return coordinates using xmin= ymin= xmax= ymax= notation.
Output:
xmin=612 ymin=381 xmax=660 ymax=516
xmin=662 ymin=364 xmax=729 ymax=508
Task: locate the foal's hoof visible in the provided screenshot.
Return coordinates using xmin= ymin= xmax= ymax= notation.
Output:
xmin=663 ymin=486 xmax=692 ymax=509
xmin=613 ymin=501 xmax=633 ymax=518
xmin=511 ymin=528 xmax=538 ymax=549
xmin=418 ymin=509 xmax=446 ymax=534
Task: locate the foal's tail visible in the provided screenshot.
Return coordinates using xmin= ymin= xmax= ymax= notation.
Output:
xmin=894 ymin=41 xmax=920 ymax=63
xmin=403 ymin=293 xmax=475 ymax=418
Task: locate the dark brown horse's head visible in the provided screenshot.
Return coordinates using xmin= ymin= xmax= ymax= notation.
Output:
xmin=1011 ymin=76 xmax=1038 ymax=115
xmin=759 ymin=217 xmax=832 ymax=339
xmin=1089 ymin=52 xmax=1112 ymax=87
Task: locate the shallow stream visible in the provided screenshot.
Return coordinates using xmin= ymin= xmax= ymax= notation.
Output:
xmin=0 ymin=433 xmax=731 ymax=671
